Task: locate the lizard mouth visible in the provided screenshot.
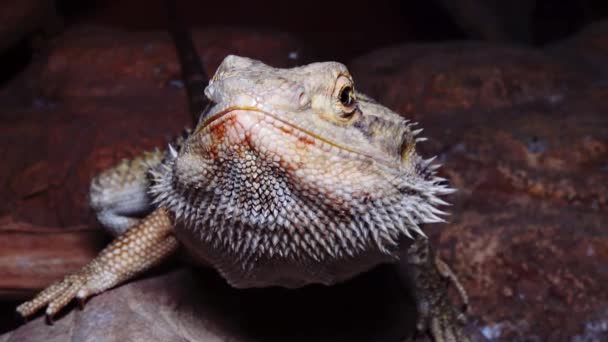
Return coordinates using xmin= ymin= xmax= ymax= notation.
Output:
xmin=196 ymin=106 xmax=382 ymax=163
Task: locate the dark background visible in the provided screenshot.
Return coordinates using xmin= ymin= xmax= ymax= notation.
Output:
xmin=3 ymin=0 xmax=608 ymax=84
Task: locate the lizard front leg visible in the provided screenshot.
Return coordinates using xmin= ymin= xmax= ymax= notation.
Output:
xmin=16 ymin=207 xmax=178 ymax=321
xmin=403 ymin=237 xmax=470 ymax=342
xmin=90 ymin=150 xmax=163 ymax=236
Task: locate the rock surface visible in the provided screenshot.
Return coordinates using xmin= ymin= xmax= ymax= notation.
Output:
xmin=2 ymin=21 xmax=608 ymax=341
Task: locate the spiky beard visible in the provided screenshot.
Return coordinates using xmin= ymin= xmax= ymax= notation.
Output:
xmin=148 ymin=139 xmax=452 ymax=287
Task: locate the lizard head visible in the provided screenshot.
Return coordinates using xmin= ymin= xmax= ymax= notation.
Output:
xmin=151 ymin=55 xmax=453 ymax=286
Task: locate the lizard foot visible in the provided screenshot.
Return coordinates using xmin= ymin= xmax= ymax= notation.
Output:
xmin=405 ymin=238 xmax=470 ymax=342
xmin=17 ymin=267 xmax=99 ymax=322
xmin=16 ymin=207 xmax=178 ymax=322
xmin=413 ymin=289 xmax=470 ymax=342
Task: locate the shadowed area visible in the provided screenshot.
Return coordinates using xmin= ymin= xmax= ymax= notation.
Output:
xmin=3 ymin=266 xmax=419 ymax=341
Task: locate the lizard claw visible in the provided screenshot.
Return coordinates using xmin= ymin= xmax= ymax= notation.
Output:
xmin=418 ymin=299 xmax=470 ymax=342
xmin=77 ymin=295 xmax=87 ymax=310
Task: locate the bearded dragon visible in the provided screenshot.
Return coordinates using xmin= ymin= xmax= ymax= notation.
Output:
xmin=17 ymin=55 xmax=469 ymax=341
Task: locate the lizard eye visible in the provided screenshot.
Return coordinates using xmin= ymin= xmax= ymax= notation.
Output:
xmin=339 ymin=86 xmax=354 ymax=107
xmin=334 ymin=75 xmax=357 ymax=119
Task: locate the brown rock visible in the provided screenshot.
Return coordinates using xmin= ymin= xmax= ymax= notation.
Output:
xmin=440 ymin=194 xmax=607 ymax=340
xmin=36 ymin=26 xmax=303 ymax=101
xmin=0 ymin=102 xmax=188 ymax=228
xmin=349 ymin=43 xmax=592 ymax=119
xmin=0 ymin=217 xmax=105 ymax=297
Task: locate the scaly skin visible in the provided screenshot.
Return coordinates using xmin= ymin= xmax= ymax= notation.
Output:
xmin=18 ymin=55 xmax=469 ymax=341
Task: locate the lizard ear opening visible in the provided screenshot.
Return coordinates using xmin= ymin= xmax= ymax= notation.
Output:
xmin=400 ymin=134 xmax=416 ymax=163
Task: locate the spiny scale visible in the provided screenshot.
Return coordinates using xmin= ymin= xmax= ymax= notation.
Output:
xmin=148 ymin=119 xmax=453 ymax=287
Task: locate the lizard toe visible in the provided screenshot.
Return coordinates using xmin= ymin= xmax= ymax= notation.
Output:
xmin=16 ymin=277 xmax=72 ymax=318
xmin=427 ymin=305 xmax=470 ymax=342
xmin=44 ymin=279 xmax=84 ymax=320
xmin=17 ymin=273 xmax=88 ymax=321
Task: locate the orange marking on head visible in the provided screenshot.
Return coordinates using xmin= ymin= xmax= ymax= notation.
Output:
xmin=207 ymin=116 xmax=235 ymax=159
xmin=297 ymin=135 xmax=315 ymax=145
xmin=210 ymin=119 xmax=227 ymax=142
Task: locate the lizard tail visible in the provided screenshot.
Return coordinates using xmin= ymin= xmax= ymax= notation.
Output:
xmin=165 ymin=1 xmax=210 ymax=125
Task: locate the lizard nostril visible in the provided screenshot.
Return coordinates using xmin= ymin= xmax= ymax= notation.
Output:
xmin=298 ymin=91 xmax=309 ymax=108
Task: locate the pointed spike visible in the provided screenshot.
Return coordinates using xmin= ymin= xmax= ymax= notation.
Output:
xmin=424 ymin=156 xmax=437 ymax=165
xmin=426 ymin=213 xmax=445 ymax=223
xmin=168 ymin=144 xmax=178 ymax=158
xmin=437 ymin=187 xmax=457 ymax=195
xmin=430 ymin=197 xmax=450 ymax=206
xmin=402 ymin=226 xmax=413 ymax=239
xmin=430 ymin=206 xmax=449 ymax=216
xmin=410 ymin=224 xmax=427 ymax=238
